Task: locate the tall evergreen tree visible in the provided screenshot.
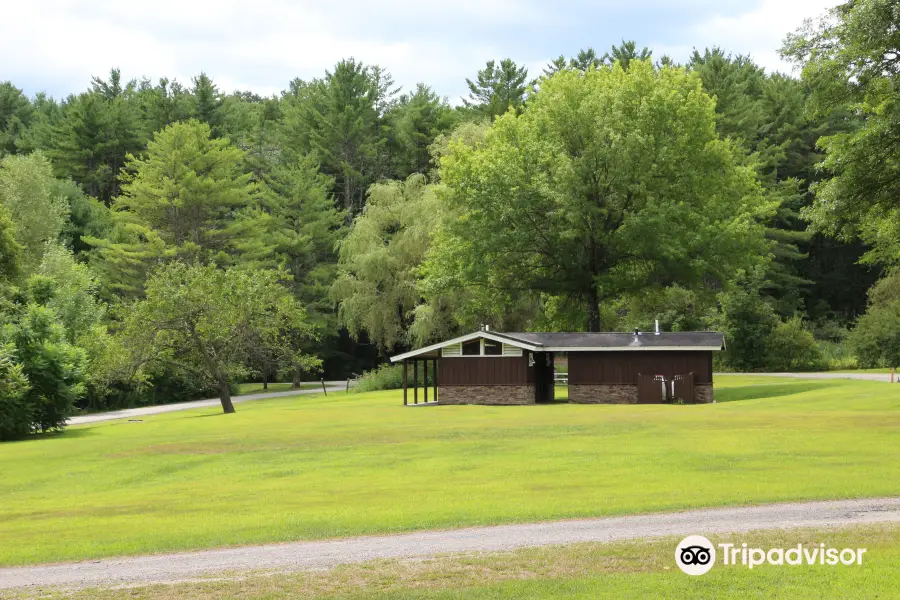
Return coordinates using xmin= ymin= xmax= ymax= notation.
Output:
xmin=190 ymin=73 xmax=225 ymax=137
xmin=388 ymin=84 xmax=455 ymax=178
xmin=0 ymin=82 xmax=33 ymax=157
xmin=284 ymin=59 xmax=397 ymax=215
xmin=48 ymin=83 xmax=145 ymax=204
xmin=136 ymin=77 xmax=192 ymax=135
xmin=462 ymin=59 xmax=528 ymax=119
xmin=603 ymin=40 xmax=652 ymax=69
xmin=88 ymin=120 xmax=270 ymax=295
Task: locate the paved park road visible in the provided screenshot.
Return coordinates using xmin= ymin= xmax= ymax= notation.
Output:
xmin=68 ymin=382 xmax=346 ymax=425
xmin=71 ymin=373 xmax=890 ymax=426
xmin=717 ymin=371 xmax=894 ymax=382
xmin=2 ymin=497 xmax=899 ymax=590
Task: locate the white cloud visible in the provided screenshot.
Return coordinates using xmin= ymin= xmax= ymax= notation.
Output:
xmin=1 ymin=0 xmax=840 ymax=102
xmin=652 ymin=0 xmax=839 ymax=73
xmin=2 ymin=0 xmax=534 ymax=99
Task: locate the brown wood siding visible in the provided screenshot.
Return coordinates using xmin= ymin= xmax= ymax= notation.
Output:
xmin=438 ymin=355 xmax=531 ymax=386
xmin=568 ymin=351 xmax=712 ymax=385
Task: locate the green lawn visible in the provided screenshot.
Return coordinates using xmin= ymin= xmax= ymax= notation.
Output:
xmin=1 ymin=375 xmax=898 ymax=566
xmin=23 ymin=525 xmax=898 ymax=599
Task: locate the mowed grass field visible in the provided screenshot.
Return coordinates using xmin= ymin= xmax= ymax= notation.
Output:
xmin=25 ymin=525 xmax=899 ymax=600
xmin=1 ymin=376 xmax=899 ymax=566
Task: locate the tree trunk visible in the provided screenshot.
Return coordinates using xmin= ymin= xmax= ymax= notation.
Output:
xmin=292 ymin=368 xmax=301 ymax=390
xmin=586 ymin=287 xmax=601 ymax=332
xmin=218 ymin=379 xmax=236 ymax=414
xmin=263 ymin=370 xmax=268 ymax=391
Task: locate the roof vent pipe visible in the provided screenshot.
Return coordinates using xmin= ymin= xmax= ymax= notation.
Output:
xmin=485 ymin=324 xmax=490 ymax=331
xmin=655 ymin=319 xmax=660 ymax=335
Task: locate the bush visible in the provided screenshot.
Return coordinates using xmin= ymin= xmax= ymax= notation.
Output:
xmin=765 ymin=317 xmax=827 ymax=372
xmin=718 ymin=284 xmax=828 ymax=372
xmin=817 ymin=340 xmax=858 ymax=370
xmin=0 ymin=305 xmax=86 ymax=438
xmin=848 ymin=301 xmax=900 ymax=368
xmin=0 ymin=343 xmax=31 ymax=441
xmin=354 ymin=364 xmax=404 ymax=392
xmin=354 ymin=363 xmax=434 ymax=393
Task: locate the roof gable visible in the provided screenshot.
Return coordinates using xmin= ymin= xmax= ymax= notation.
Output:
xmin=389 ymin=331 xmax=540 ymax=362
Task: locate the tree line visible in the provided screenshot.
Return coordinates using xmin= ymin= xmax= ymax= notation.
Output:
xmin=1 ymin=2 xmax=896 ymax=439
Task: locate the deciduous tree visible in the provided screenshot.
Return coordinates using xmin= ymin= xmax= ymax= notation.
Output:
xmin=432 ymin=62 xmax=773 ymax=331
xmin=0 ymin=153 xmax=68 ymax=274
xmin=121 ymin=262 xmax=318 ymax=413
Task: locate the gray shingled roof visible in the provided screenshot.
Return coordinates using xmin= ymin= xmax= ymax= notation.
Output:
xmin=496 ymin=331 xmax=725 ymax=349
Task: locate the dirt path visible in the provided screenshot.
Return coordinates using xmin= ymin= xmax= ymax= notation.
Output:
xmin=68 ymin=382 xmax=346 ymax=426
xmin=2 ymin=497 xmax=898 ymax=590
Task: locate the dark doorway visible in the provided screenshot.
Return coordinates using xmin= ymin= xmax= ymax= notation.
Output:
xmin=532 ymin=352 xmax=555 ymax=403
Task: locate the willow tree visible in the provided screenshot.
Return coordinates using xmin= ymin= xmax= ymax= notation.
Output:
xmin=430 ymin=61 xmax=773 ymax=331
xmin=330 ymin=174 xmax=446 ymax=352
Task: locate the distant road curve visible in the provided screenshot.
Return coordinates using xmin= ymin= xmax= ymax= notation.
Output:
xmin=716 ymin=372 xmax=893 ymax=382
xmin=68 ymin=382 xmax=346 ymax=426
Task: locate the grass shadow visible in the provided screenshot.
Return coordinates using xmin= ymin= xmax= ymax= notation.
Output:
xmin=715 ymin=381 xmax=835 ymax=403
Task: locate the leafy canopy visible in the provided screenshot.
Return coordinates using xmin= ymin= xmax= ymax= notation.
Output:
xmin=430 ymin=61 xmax=774 ymax=331
xmin=121 ymin=262 xmax=318 ymax=413
xmin=783 ymin=0 xmax=900 ymax=264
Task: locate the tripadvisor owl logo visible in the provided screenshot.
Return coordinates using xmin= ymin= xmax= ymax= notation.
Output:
xmin=675 ymin=535 xmax=716 ymax=575
xmin=675 ymin=535 xmax=868 ymax=575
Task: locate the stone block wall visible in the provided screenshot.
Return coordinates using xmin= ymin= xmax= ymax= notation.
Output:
xmin=568 ymin=384 xmax=639 ymax=404
xmin=439 ymin=385 xmax=535 ymax=405
xmin=694 ymin=384 xmax=714 ymax=404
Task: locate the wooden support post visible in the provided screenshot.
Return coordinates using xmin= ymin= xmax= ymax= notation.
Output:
xmin=414 ymin=360 xmax=418 ymax=404
xmin=403 ymin=361 xmax=408 ymax=405
xmin=424 ymin=359 xmax=428 ymax=403
xmin=433 ymin=359 xmax=438 ymax=403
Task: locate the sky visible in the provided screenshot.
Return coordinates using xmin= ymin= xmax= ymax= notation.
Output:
xmin=2 ymin=0 xmax=839 ymax=103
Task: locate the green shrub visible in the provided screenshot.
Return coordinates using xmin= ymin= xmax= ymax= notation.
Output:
xmin=818 ymin=340 xmax=858 ymax=370
xmin=848 ymin=300 xmax=900 ymax=368
xmin=765 ymin=317 xmax=827 ymax=372
xmin=0 ymin=305 xmax=86 ymax=438
xmin=0 ymin=343 xmax=31 ymax=441
xmin=354 ymin=363 xmax=434 ymax=393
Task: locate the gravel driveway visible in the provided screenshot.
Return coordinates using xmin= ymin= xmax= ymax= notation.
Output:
xmin=68 ymin=382 xmax=346 ymax=425
xmin=2 ymin=497 xmax=898 ymax=590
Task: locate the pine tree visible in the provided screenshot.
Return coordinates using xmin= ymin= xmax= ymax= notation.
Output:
xmin=285 ymin=59 xmax=397 ymax=215
xmin=136 ymin=77 xmax=192 ymax=135
xmin=462 ymin=59 xmax=528 ymax=119
xmin=389 ymin=84 xmax=455 ymax=178
xmin=0 ymin=82 xmax=33 ymax=157
xmin=48 ymin=88 xmax=145 ymax=204
xmin=190 ymin=73 xmax=225 ymax=137
xmin=603 ymin=40 xmax=652 ymax=70
xmin=88 ymin=120 xmax=270 ymax=295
